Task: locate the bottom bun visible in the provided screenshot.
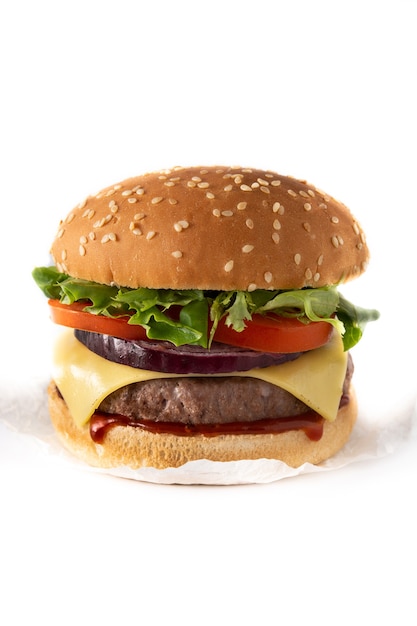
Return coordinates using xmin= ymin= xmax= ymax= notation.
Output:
xmin=47 ymin=381 xmax=357 ymax=470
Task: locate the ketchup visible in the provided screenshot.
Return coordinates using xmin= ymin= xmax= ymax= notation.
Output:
xmin=90 ymin=411 xmax=326 ymax=444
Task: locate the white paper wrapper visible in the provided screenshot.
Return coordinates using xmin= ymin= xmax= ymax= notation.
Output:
xmin=1 ymin=372 xmax=415 ymax=485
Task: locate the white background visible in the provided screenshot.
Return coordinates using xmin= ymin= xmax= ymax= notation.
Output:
xmin=1 ymin=1 xmax=416 ymax=624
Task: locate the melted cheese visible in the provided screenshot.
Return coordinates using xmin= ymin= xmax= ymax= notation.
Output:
xmin=52 ymin=329 xmax=348 ymax=427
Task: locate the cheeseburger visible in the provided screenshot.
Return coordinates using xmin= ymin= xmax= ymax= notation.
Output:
xmin=32 ymin=165 xmax=379 ymax=470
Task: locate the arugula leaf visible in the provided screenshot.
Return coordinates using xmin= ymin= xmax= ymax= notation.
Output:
xmin=32 ymin=265 xmax=380 ymax=350
xmin=209 ymin=291 xmax=254 ymax=343
xmin=32 ymin=266 xmax=69 ymax=300
xmin=336 ymin=295 xmax=380 ymax=350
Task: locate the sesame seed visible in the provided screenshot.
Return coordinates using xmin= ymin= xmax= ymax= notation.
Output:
xmin=303 ymin=222 xmax=311 ymax=232
xmin=221 ymin=210 xmax=233 ymax=217
xmin=264 ymin=271 xmax=273 ymax=283
xmin=224 ymin=184 xmax=233 ymax=192
xmin=331 ymin=236 xmax=339 ymax=248
xmin=79 ymin=235 xmax=88 ymax=244
xmin=272 ymin=232 xmax=280 ymax=244
xmin=78 ymin=198 xmax=88 ymax=209
xmin=271 ymin=180 xmax=281 ymax=186
xmin=257 ymin=178 xmax=269 ymax=186
xmin=172 ymin=250 xmax=183 ymax=258
xmin=79 ymin=244 xmax=86 ymax=255
xmin=101 ymin=233 xmax=116 ymax=244
xmin=272 ymin=202 xmax=281 ymax=213
xmin=136 ymin=188 xmax=144 ymax=195
xmin=164 ymin=181 xmax=175 ymax=187
xmin=198 ymin=182 xmax=209 ymax=188
xmin=151 ymin=196 xmax=163 ymax=204
xmin=128 ymin=197 xmax=137 ymax=204
xmin=260 ymin=186 xmax=270 ymax=194
xmin=317 ymin=254 xmax=324 ymax=266
xmin=237 ymin=202 xmax=247 ymax=210
xmin=273 ymin=219 xmax=281 ymax=230
xmin=174 ymin=220 xmax=190 ymax=232
xmin=352 ymin=222 xmax=360 ymax=235
xmin=134 ymin=213 xmax=145 ymax=220
xmin=61 ymin=250 xmax=67 ymax=261
xmin=131 ymin=229 xmax=141 ymax=236
xmin=331 ymin=216 xmax=339 ymax=224
xmin=314 ymin=272 xmax=320 ymax=282
xmin=66 ymin=213 xmax=75 ymax=224
xmin=304 ymin=203 xmax=312 ymax=211
xmin=106 ymin=189 xmax=116 ymax=197
xmin=187 ymin=181 xmax=196 ymax=188
xmin=89 ymin=232 xmax=95 ymax=240
xmin=305 ymin=268 xmax=313 ymax=280
xmin=299 ymin=191 xmax=309 ymax=198
xmin=308 ymin=189 xmax=315 ymax=197
xmin=240 ymin=184 xmax=252 ymax=192
xmin=319 ymin=203 xmax=327 ymax=209
xmin=57 ymin=228 xmax=64 ymax=239
xmin=294 ymin=253 xmax=301 ymax=265
xmin=246 ymin=218 xmax=254 ymax=229
xmin=146 ymin=231 xmax=156 ymax=240
xmin=242 ymin=244 xmax=254 ymax=253
xmin=224 ymin=260 xmax=234 ymax=272
xmin=287 ymin=189 xmax=297 ymax=197
xmin=206 ymin=192 xmax=215 ymax=199
xmin=213 ymin=209 xmax=221 ymax=217
xmin=121 ymin=190 xmax=133 ymax=196
xmin=169 ymin=198 xmax=178 ymax=205
xmin=192 ymin=176 xmax=202 ymax=182
xmin=248 ymin=283 xmax=257 ymax=292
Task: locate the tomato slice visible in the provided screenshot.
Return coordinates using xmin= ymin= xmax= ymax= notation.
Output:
xmin=212 ymin=314 xmax=333 ymax=353
xmin=48 ymin=300 xmax=333 ymax=352
xmin=48 ymin=300 xmax=147 ymax=340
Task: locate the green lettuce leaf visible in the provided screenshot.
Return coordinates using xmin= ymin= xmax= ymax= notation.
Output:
xmin=32 ymin=265 xmax=379 ymax=350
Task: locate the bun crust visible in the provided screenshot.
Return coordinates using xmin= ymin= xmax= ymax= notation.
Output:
xmin=51 ymin=166 xmax=369 ymax=291
xmin=48 ymin=381 xmax=357 ymax=471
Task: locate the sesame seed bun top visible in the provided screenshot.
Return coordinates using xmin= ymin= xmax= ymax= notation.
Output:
xmin=50 ymin=165 xmax=370 ymax=291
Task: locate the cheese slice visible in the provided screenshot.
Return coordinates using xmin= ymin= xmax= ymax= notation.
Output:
xmin=52 ymin=329 xmax=348 ymax=427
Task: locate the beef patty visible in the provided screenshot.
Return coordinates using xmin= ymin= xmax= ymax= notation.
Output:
xmin=98 ymin=354 xmax=353 ymax=425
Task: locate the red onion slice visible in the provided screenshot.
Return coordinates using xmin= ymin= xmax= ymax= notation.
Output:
xmin=74 ymin=329 xmax=302 ymax=374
